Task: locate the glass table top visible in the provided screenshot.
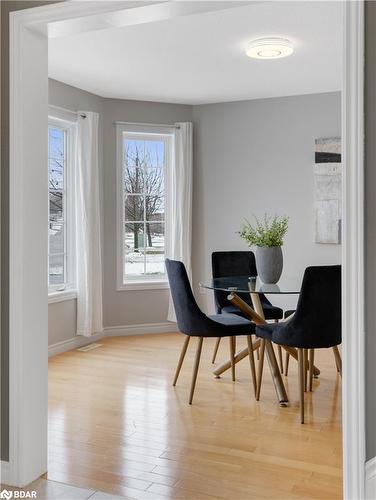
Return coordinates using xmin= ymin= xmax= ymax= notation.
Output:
xmin=200 ymin=274 xmax=303 ymax=295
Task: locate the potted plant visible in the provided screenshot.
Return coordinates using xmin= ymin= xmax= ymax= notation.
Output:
xmin=239 ymin=214 xmax=289 ymax=284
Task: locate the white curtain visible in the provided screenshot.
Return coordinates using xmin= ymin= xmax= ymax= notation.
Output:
xmin=167 ymin=122 xmax=193 ymax=321
xmin=75 ymin=112 xmax=103 ymax=336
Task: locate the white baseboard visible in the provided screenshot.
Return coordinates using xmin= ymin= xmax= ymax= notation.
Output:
xmin=48 ymin=322 xmax=177 ymax=357
xmin=366 ymin=456 xmax=376 ymax=500
xmin=103 ymin=321 xmax=177 ymax=337
xmin=1 ymin=460 xmax=10 ymax=485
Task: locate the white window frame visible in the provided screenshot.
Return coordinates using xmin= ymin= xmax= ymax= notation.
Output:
xmin=48 ymin=114 xmax=77 ymax=296
xmin=116 ymin=123 xmax=173 ymax=290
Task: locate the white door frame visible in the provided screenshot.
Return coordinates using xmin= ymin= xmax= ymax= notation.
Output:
xmin=3 ymin=1 xmax=366 ymax=497
xmin=342 ymin=2 xmax=366 ymax=498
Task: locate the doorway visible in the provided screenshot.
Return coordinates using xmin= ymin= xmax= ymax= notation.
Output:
xmin=4 ymin=2 xmax=366 ymax=498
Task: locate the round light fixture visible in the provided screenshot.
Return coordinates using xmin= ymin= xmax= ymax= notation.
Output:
xmin=246 ymin=38 xmax=294 ymax=59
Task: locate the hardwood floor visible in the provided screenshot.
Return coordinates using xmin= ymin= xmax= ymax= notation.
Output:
xmin=47 ymin=334 xmax=342 ymax=499
xmin=2 ymin=478 xmax=100 ymax=500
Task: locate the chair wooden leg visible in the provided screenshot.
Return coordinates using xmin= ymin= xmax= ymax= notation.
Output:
xmin=229 ymin=337 xmax=236 ymax=382
xmin=189 ymin=337 xmax=204 ymax=405
xmin=212 ymin=337 xmax=221 ymax=364
xmin=333 ymin=355 xmax=339 ymax=372
xmin=308 ymin=349 xmax=314 ymax=392
xmin=332 ymin=346 xmax=342 ymax=376
xmin=284 ymin=352 xmax=290 ymax=376
xmin=298 ymin=348 xmax=305 ymax=424
xmin=246 ymin=335 xmax=257 ymax=397
xmin=173 ymin=336 xmax=190 ymax=386
xmin=277 ymin=346 xmax=284 ymax=374
xmin=304 ymin=349 xmax=309 ymax=392
xmin=274 ymin=320 xmax=283 ymax=374
xmin=256 ymin=339 xmax=266 ymax=401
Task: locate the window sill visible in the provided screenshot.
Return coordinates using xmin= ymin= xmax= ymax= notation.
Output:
xmin=117 ymin=281 xmax=169 ymax=291
xmin=48 ymin=289 xmax=77 ymax=304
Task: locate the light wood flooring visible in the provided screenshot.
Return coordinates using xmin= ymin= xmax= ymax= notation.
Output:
xmin=47 ymin=334 xmax=342 ymax=499
xmin=1 ymin=477 xmax=120 ymax=500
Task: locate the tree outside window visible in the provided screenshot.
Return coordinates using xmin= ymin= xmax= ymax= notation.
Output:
xmin=123 ymin=137 xmax=166 ymax=278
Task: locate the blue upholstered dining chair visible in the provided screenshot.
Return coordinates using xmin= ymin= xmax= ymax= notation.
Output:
xmin=255 ymin=265 xmax=342 ymax=423
xmin=211 ymin=251 xmax=284 ymax=368
xmin=165 ymin=258 xmax=257 ymax=404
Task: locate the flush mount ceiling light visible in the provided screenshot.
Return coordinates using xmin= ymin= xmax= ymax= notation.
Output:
xmin=246 ymin=38 xmax=294 ymax=59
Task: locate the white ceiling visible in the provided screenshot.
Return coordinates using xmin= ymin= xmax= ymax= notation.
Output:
xmin=48 ymin=1 xmax=342 ymax=105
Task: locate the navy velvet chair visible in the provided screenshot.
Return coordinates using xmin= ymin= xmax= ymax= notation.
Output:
xmin=255 ymin=265 xmax=341 ymax=423
xmin=211 ymin=251 xmax=284 ymax=367
xmin=165 ymin=258 xmax=257 ymax=403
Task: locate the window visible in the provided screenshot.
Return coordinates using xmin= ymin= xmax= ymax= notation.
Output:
xmin=48 ymin=117 xmax=76 ymax=292
xmin=117 ymin=124 xmax=173 ymax=289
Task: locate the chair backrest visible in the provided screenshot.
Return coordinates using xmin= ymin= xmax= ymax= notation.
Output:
xmin=273 ymin=265 xmax=341 ymax=348
xmin=165 ymin=258 xmax=213 ymax=335
xmin=211 ymin=251 xmax=257 ymax=312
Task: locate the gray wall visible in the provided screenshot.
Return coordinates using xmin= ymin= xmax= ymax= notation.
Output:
xmin=47 ymin=84 xmax=344 ymax=356
xmin=49 ymin=78 xmax=103 ymax=114
xmin=48 ymin=80 xmax=192 ymax=337
xmin=102 ymin=99 xmax=192 ymax=327
xmin=192 ymin=92 xmax=342 ymax=314
xmin=48 ymin=300 xmax=77 ymax=346
xmin=365 ymin=1 xmax=376 ymax=461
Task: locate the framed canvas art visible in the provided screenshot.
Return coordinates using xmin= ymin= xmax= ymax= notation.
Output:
xmin=314 ymin=137 xmax=342 ymax=244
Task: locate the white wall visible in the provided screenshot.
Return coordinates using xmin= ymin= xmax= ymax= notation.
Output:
xmin=192 ymin=92 xmax=342 ymax=313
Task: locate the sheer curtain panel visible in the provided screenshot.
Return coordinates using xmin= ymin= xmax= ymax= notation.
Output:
xmin=75 ymin=112 xmax=103 ymax=336
xmin=167 ymin=122 xmax=193 ymax=321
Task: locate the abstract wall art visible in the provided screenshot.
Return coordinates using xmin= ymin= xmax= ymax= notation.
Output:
xmin=314 ymin=137 xmax=342 ymax=244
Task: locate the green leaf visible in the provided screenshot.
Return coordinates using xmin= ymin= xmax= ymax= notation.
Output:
xmin=238 ymin=214 xmax=289 ymax=248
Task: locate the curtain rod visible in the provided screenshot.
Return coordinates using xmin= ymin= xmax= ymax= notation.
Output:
xmin=114 ymin=120 xmax=180 ymax=129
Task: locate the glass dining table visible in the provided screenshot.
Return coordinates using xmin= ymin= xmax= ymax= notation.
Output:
xmin=200 ymin=274 xmax=320 ymax=407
